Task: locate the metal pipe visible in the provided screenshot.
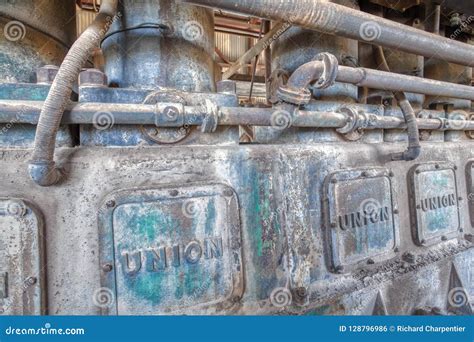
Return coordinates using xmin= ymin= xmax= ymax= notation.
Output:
xmin=28 ymin=0 xmax=119 ymax=187
xmin=373 ymin=45 xmax=421 ymax=162
xmin=184 ymin=0 xmax=474 ymax=67
xmin=2 ymin=100 xmax=473 ymax=131
xmin=285 ymin=59 xmax=474 ymax=101
xmin=263 ymin=20 xmax=272 ymax=104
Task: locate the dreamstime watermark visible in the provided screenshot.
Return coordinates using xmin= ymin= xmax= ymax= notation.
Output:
xmin=271 ymin=109 xmax=293 ymax=130
xmin=1 ymin=199 xmax=27 ymax=216
xmin=269 ymin=287 xmax=293 ymax=308
xmin=262 ymin=206 xmax=284 ymax=228
xmin=93 ymin=111 xmax=115 ymax=131
xmin=181 ymin=199 xmax=204 ymax=219
xmin=92 ymin=12 xmax=123 ymax=40
xmin=359 ymin=198 xmax=383 ymax=220
xmin=162 ymin=105 xmax=180 ymax=122
xmin=92 ymin=287 xmax=115 ymax=309
xmin=261 ymin=20 xmax=293 ymax=51
xmin=0 ymin=275 xmax=37 ymax=314
xmin=3 ymin=20 xmax=26 ymax=42
xmin=450 ymin=16 xmax=474 ymax=40
xmin=4 ymin=323 xmax=85 ymax=336
xmin=359 ymin=21 xmax=382 ymax=42
xmin=447 ymin=110 xmax=471 ymax=130
xmin=448 ymin=287 xmax=472 ymax=308
xmin=182 ymin=21 xmax=204 ymax=42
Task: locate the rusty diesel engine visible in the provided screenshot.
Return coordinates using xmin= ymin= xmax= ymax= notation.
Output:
xmin=0 ymin=0 xmax=473 ymax=315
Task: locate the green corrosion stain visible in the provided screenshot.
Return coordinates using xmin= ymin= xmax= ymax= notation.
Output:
xmin=247 ymin=167 xmax=279 ymax=257
xmin=114 ymin=200 xmax=218 ymax=305
xmin=204 ymin=199 xmax=217 ymax=235
xmin=114 ymin=203 xmax=181 ymax=305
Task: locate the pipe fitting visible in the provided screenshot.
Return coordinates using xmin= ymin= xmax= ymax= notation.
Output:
xmin=28 ymin=161 xmax=64 ymax=187
xmin=277 ymin=53 xmax=339 ymax=106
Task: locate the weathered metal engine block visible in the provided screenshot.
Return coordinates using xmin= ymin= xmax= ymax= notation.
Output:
xmin=0 ymin=0 xmax=473 ymax=316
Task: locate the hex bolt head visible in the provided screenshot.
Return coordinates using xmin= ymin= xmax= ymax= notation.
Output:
xmin=106 ymin=200 xmax=116 ymax=208
xmin=464 ymin=234 xmax=474 ymax=243
xmin=102 ymin=263 xmax=113 ymax=273
xmin=79 ymin=69 xmax=108 ymax=87
xmin=294 ymin=287 xmax=308 ymax=300
xmin=223 ymin=189 xmax=234 ymax=197
xmin=402 ymin=252 xmax=416 ymax=264
xmin=36 ymin=65 xmax=59 ymax=85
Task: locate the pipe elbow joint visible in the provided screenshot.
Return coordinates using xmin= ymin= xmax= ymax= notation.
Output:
xmin=391 ymin=146 xmax=421 ymax=162
xmin=28 ymin=160 xmax=64 ymax=187
xmin=403 ymin=146 xmax=421 ymax=161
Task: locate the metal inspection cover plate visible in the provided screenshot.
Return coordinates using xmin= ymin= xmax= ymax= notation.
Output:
xmin=0 ymin=198 xmax=44 ymax=315
xmin=466 ymin=161 xmax=474 ymax=227
xmin=324 ymin=169 xmax=400 ymax=273
xmin=409 ymin=162 xmax=461 ymax=246
xmin=98 ymin=183 xmax=243 ymax=315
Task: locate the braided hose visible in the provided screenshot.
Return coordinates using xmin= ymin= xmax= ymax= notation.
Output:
xmin=29 ymin=0 xmax=119 ymax=186
xmin=373 ymin=46 xmax=421 ymax=161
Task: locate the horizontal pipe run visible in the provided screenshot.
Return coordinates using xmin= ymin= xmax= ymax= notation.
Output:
xmin=285 ymin=60 xmax=474 ymax=101
xmin=337 ymin=66 xmax=474 ymax=101
xmin=1 ymin=100 xmax=474 ymax=131
xmin=184 ymin=0 xmax=474 ymax=67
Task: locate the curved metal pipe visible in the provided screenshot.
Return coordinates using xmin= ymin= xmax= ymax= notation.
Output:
xmin=184 ymin=0 xmax=474 ymax=67
xmin=29 ymin=0 xmax=119 ymax=186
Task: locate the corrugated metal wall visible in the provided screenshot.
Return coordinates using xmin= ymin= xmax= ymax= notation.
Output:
xmin=76 ymin=6 xmax=97 ymax=35
xmin=215 ymin=32 xmax=266 ymax=76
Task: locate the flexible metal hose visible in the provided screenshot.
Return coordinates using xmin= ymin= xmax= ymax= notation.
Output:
xmin=373 ymin=46 xmax=421 ymax=161
xmin=29 ymin=0 xmax=119 ymax=186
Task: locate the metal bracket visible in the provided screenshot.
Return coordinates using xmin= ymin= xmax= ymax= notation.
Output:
xmin=201 ymin=100 xmax=219 ymax=133
xmin=336 ymin=106 xmax=365 ymax=141
xmin=312 ymin=52 xmax=339 ymax=90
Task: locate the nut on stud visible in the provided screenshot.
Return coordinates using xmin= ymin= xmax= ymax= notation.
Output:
xmin=36 ymin=65 xmax=59 ymax=85
xmin=79 ymin=69 xmax=108 ymax=87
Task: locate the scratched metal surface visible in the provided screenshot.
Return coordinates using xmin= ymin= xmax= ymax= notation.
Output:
xmin=0 ymin=139 xmax=472 ymax=315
